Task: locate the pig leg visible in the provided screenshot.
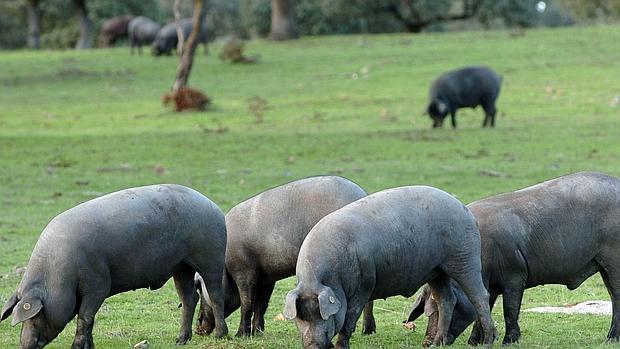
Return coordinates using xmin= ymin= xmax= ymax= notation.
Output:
xmin=71 ymin=288 xmax=108 ymax=349
xmin=235 ymin=270 xmax=258 ymax=336
xmin=447 ymin=270 xmax=496 ymax=345
xmin=501 ymin=286 xmax=524 ymax=344
xmin=197 ymin=270 xmax=229 ymax=338
xmin=450 ymin=111 xmax=457 ymax=128
xmin=599 ymin=266 xmax=620 ymax=341
xmin=174 ymin=266 xmax=200 ymax=344
xmin=468 ymin=290 xmax=499 ymax=345
xmin=427 ymin=275 xmax=457 ymax=346
xmin=252 ymin=281 xmax=275 ymax=335
xmin=482 ymin=103 xmax=497 ymax=128
xmin=334 ymin=296 xmax=367 ymax=349
xmin=362 ymin=302 xmax=376 ymax=334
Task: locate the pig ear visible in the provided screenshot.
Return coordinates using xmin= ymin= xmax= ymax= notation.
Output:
xmin=1 ymin=293 xmax=19 ymax=322
xmin=406 ymin=287 xmax=429 ymax=323
xmin=11 ymin=298 xmax=43 ymax=326
xmin=317 ymin=287 xmax=341 ymax=320
xmin=424 ymin=294 xmax=438 ymax=316
xmin=437 ymin=101 xmax=447 ymax=114
xmin=283 ymin=289 xmax=299 ymax=320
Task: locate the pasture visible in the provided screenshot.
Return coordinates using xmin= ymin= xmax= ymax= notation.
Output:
xmin=1 ymin=23 xmax=619 ymax=348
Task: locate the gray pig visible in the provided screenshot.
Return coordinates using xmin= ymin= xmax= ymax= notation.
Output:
xmin=407 ymin=172 xmax=620 ymax=345
xmin=152 ymin=18 xmax=208 ymax=56
xmin=427 ymin=66 xmax=502 ymax=128
xmin=283 ymin=186 xmax=497 ymax=349
xmin=128 ymin=16 xmax=161 ymax=55
xmin=196 ymin=176 xmax=376 ymax=337
xmin=0 ymin=185 xmax=228 ymax=349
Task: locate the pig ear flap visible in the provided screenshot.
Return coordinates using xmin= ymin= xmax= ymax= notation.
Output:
xmin=283 ymin=289 xmax=299 ymax=320
xmin=317 ymin=287 xmax=341 ymax=320
xmin=406 ymin=286 xmax=430 ymax=323
xmin=1 ymin=293 xmax=18 ymax=322
xmin=11 ymin=298 xmax=43 ymax=326
xmin=437 ymin=101 xmax=447 ymax=114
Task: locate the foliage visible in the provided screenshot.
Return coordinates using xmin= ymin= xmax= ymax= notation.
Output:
xmin=1 ymin=24 xmax=620 ymax=348
xmin=0 ymin=0 xmax=27 ymax=49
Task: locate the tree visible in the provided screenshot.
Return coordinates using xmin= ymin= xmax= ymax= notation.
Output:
xmin=26 ymin=0 xmax=41 ymax=48
xmin=73 ymin=0 xmax=92 ymax=48
xmin=269 ymin=0 xmax=298 ymax=40
xmin=172 ymin=0 xmax=206 ymax=91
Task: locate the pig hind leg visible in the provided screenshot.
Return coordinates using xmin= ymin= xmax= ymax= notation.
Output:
xmin=194 ymin=262 xmax=229 ymax=338
xmin=468 ymin=289 xmax=499 ymax=345
xmin=251 ymin=280 xmax=275 ymax=335
xmin=362 ymin=301 xmax=376 ymax=335
xmin=234 ymin=269 xmax=259 ymax=336
xmin=596 ymin=258 xmax=620 ymax=342
xmin=482 ymin=101 xmax=497 ymax=127
xmin=173 ymin=265 xmax=200 ymax=344
xmin=443 ymin=265 xmax=496 ymax=345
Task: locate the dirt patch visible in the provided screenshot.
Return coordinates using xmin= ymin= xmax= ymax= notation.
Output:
xmin=524 ymin=300 xmax=611 ymax=315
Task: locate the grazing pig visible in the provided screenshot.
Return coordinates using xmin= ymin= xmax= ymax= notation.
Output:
xmin=128 ymin=16 xmax=161 ymax=55
xmin=151 ymin=18 xmax=208 ymax=56
xmin=407 ymin=172 xmax=620 ymax=345
xmin=427 ymin=66 xmax=502 ymax=128
xmin=283 ymin=186 xmax=496 ymax=348
xmin=98 ymin=15 xmax=134 ymax=47
xmin=196 ymin=176 xmax=376 ymax=337
xmin=0 ymin=185 xmax=229 ymax=349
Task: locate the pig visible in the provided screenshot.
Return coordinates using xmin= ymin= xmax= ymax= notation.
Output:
xmin=407 ymin=172 xmax=620 ymax=345
xmin=0 ymin=185 xmax=229 ymax=349
xmin=98 ymin=15 xmax=134 ymax=47
xmin=427 ymin=66 xmax=502 ymax=128
xmin=195 ymin=176 xmax=376 ymax=337
xmin=151 ymin=18 xmax=208 ymax=56
xmin=128 ymin=16 xmax=161 ymax=55
xmin=283 ymin=185 xmax=497 ymax=349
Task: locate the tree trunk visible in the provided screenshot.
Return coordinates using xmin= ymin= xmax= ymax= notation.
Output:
xmin=269 ymin=0 xmax=298 ymax=41
xmin=74 ymin=0 xmax=93 ymax=49
xmin=173 ymin=0 xmax=185 ymax=54
xmin=26 ymin=0 xmax=40 ymax=49
xmin=172 ymin=0 xmax=206 ymax=91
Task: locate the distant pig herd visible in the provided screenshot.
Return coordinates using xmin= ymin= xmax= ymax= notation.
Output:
xmin=2 ymin=171 xmax=620 ymax=348
xmin=98 ymin=15 xmax=207 ymax=56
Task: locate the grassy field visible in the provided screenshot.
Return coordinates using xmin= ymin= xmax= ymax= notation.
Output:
xmin=1 ymin=23 xmax=619 ymax=348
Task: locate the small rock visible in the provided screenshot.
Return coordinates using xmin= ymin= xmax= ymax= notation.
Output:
xmin=133 ymin=340 xmax=149 ymax=349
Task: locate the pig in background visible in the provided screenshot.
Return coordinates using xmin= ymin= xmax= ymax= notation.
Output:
xmin=427 ymin=66 xmax=502 ymax=128
xmin=152 ymin=18 xmax=208 ymax=56
xmin=128 ymin=16 xmax=161 ymax=55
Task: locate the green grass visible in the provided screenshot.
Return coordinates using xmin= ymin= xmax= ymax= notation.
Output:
xmin=1 ymin=23 xmax=620 ymax=348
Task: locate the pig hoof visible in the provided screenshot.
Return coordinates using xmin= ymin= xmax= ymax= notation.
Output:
xmin=214 ymin=325 xmax=229 ymax=339
xmin=235 ymin=329 xmax=251 ymax=337
xmin=176 ymin=333 xmax=190 ymax=345
xmin=363 ymin=319 xmax=376 ymax=335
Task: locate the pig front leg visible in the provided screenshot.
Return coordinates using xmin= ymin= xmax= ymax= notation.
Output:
xmin=71 ymin=286 xmax=108 ymax=349
xmin=334 ymin=297 xmax=367 ymax=349
xmin=427 ymin=275 xmax=457 ymax=346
